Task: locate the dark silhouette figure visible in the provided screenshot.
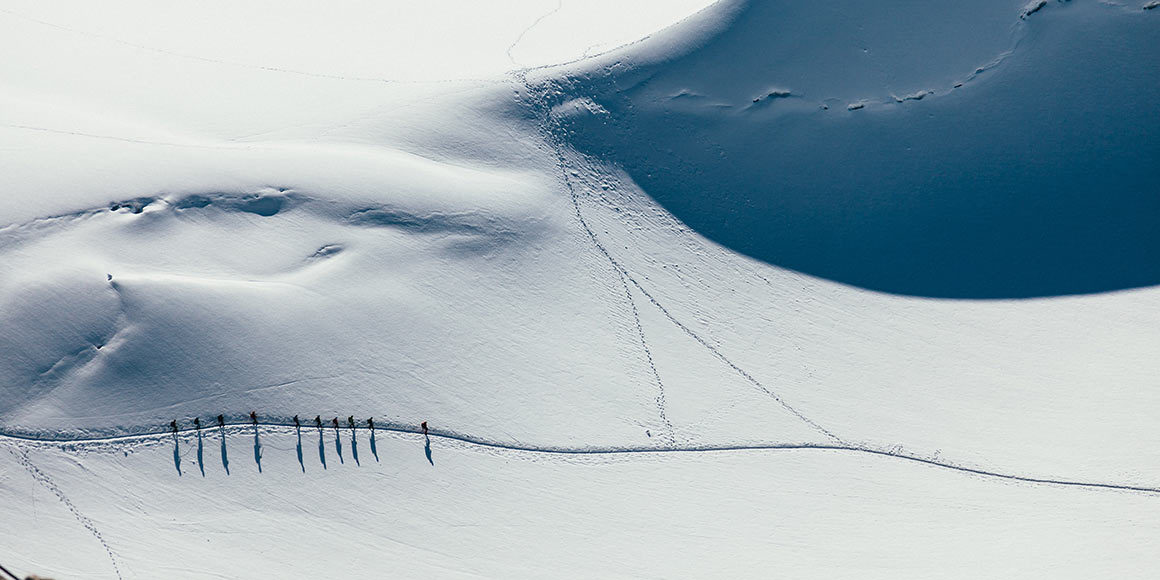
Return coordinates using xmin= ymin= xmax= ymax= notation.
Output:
xmin=368 ymin=418 xmax=379 ymax=462
xmin=170 ymin=420 xmax=178 ymax=434
xmin=347 ymin=416 xmax=355 ymax=430
xmin=193 ymin=417 xmax=201 ymax=431
xmin=315 ymin=415 xmax=322 ymax=428
xmin=217 ymin=414 xmax=225 ymax=428
xmin=332 ymin=417 xmax=339 ymax=430
xmin=421 ymin=421 xmax=433 ymax=465
xmin=294 ymin=415 xmax=300 ymax=428
xmin=250 ymin=411 xmax=258 ymax=425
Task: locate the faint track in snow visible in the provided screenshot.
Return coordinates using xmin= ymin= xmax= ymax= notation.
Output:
xmin=2 ymin=423 xmax=1158 ymax=496
xmin=7 ymin=447 xmax=124 ymax=579
xmin=617 ymin=268 xmax=843 ymax=444
xmin=618 ymin=269 xmax=677 ymax=445
xmin=515 ymin=75 xmax=844 ymax=445
xmin=506 ymin=0 xmax=563 ymax=68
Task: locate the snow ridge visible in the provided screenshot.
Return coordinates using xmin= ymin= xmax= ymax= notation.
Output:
xmin=4 ymin=423 xmax=1158 ymax=496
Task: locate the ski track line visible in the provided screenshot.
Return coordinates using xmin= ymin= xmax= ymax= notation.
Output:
xmin=518 ymin=74 xmax=844 ymax=445
xmin=8 ymin=447 xmax=124 ymax=579
xmin=618 ymin=268 xmax=677 ymax=446
xmin=2 ymin=423 xmax=1159 ymax=496
xmin=506 ymin=0 xmax=563 ymax=67
xmin=490 ymin=76 xmax=1160 ymax=498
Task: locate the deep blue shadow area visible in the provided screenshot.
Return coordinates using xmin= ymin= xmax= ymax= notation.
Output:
xmin=557 ymin=10 xmax=1160 ymax=298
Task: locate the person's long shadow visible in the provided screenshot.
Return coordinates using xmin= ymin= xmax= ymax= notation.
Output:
xmin=317 ymin=426 xmax=327 ymax=469
xmin=252 ymin=424 xmax=263 ymax=473
xmin=369 ymin=428 xmax=379 ymax=462
xmin=350 ymin=429 xmax=360 ymax=466
xmin=219 ymin=426 xmax=230 ymax=475
xmin=334 ymin=426 xmax=344 ymax=464
xmin=296 ymin=426 xmax=305 ymax=473
xmin=172 ymin=433 xmax=182 ymax=476
xmin=196 ymin=430 xmax=205 ymax=477
xmin=424 ymin=434 xmax=434 ymax=466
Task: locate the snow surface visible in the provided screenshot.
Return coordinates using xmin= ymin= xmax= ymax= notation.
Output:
xmin=2 ymin=0 xmax=1159 ymax=577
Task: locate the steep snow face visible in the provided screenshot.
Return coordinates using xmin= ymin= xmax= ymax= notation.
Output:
xmin=551 ymin=0 xmax=1160 ymax=298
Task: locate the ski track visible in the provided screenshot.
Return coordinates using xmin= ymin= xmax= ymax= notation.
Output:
xmin=618 ymin=268 xmax=677 ymax=446
xmin=506 ymin=0 xmax=563 ymax=68
xmin=517 ymin=72 xmax=845 ymax=445
xmin=8 ymin=447 xmax=124 ymax=579
xmin=2 ymin=422 xmax=1159 ymax=496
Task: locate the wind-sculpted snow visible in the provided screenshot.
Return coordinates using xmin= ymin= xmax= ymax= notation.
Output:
xmin=0 ymin=177 xmax=668 ymax=447
xmin=549 ymin=0 xmax=1160 ymax=298
xmin=2 ymin=0 xmax=1160 ymax=576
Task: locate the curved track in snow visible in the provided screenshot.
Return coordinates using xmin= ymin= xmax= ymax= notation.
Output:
xmin=2 ymin=422 xmax=1158 ymax=496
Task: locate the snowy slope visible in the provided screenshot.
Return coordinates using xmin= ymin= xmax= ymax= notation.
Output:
xmin=2 ymin=0 xmax=1160 ymax=578
xmin=529 ymin=0 xmax=1160 ymax=482
xmin=4 ymin=428 xmax=1160 ymax=579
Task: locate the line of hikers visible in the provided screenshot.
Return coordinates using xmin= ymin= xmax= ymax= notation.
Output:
xmin=169 ymin=413 xmax=428 ymax=436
